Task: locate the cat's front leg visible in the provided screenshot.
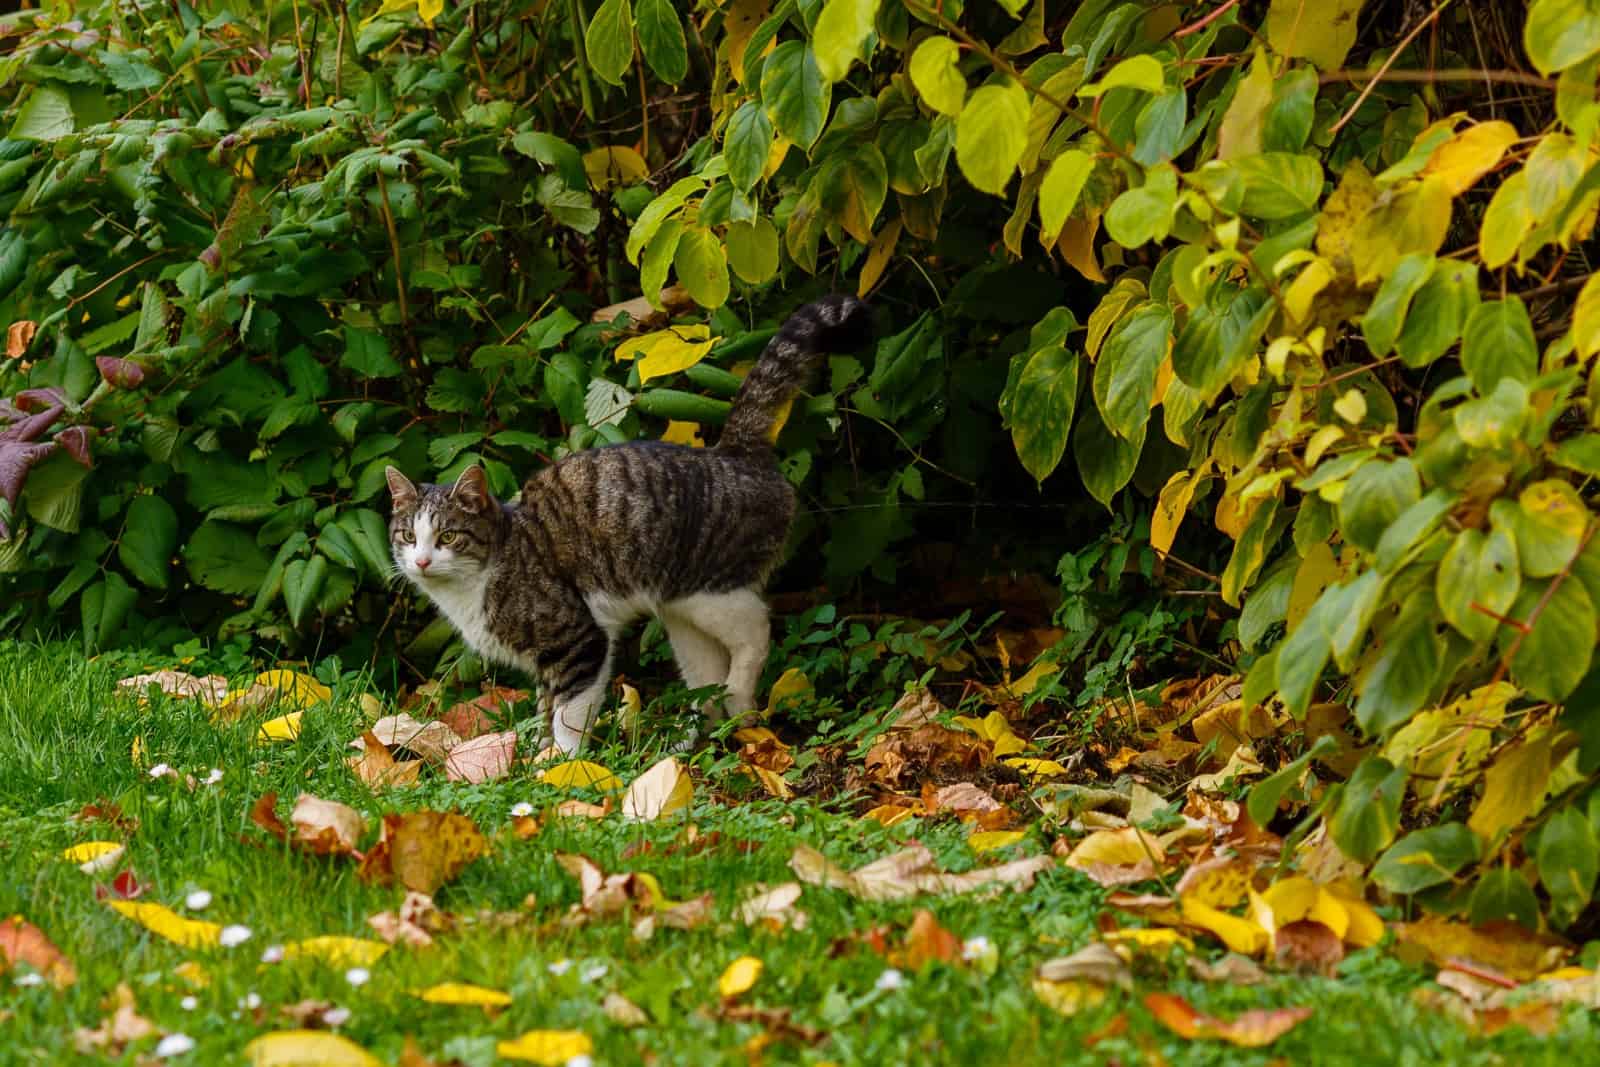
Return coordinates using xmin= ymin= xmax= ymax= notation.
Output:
xmin=537 ymin=621 xmax=615 ymax=755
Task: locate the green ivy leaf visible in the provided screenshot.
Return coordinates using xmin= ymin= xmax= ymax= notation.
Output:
xmin=1468 ymin=867 xmax=1541 ymax=929
xmin=635 ymin=0 xmax=688 ymax=83
xmin=726 ymin=102 xmax=774 ymax=193
xmin=1525 ymin=0 xmax=1600 ymax=74
xmin=1037 ymin=149 xmax=1093 ymax=244
xmin=1093 ymin=303 xmax=1171 ymax=439
xmin=1006 ymin=309 xmax=1079 ymax=483
xmin=813 ymin=0 xmax=878 ymax=82
xmin=1372 ymin=823 xmax=1482 ymax=894
xmin=585 ymin=0 xmax=636 ymax=86
xmin=673 ymin=226 xmax=731 ymax=309
xmin=762 ymin=41 xmax=831 ymax=149
xmin=1461 ymin=297 xmax=1537 ymax=393
xmin=1329 ymin=755 xmax=1407 ymax=863
xmin=119 ymin=495 xmax=179 ymax=590
xmin=1509 ymin=576 xmax=1597 ymax=702
xmin=1436 ymin=526 xmax=1520 ymax=642
xmin=954 ymin=80 xmax=1029 ymax=196
xmin=1360 ymin=253 xmax=1435 ymax=357
xmin=908 ymin=36 xmax=965 ymax=116
xmin=1537 ymin=807 xmax=1599 ymax=922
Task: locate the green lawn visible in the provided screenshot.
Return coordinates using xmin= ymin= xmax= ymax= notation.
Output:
xmin=0 ymin=640 xmax=1594 ymax=1066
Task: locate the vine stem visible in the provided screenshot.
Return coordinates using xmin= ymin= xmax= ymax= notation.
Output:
xmin=1174 ymin=0 xmax=1241 ymax=38
xmin=1320 ymin=67 xmax=1559 ymax=91
xmin=375 ymin=171 xmax=411 ymax=337
xmin=1329 ymin=1 xmax=1453 ymax=134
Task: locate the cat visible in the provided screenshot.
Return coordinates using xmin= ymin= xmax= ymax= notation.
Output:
xmin=386 ymin=294 xmax=872 ymax=754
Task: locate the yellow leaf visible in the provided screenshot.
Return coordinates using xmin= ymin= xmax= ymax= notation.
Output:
xmin=1264 ymin=0 xmax=1366 ymax=70
xmin=1179 ymin=896 xmax=1269 ymax=956
xmin=257 ymin=711 xmax=304 ymax=743
xmin=614 ymin=326 xmax=717 ymax=384
xmin=764 ymin=135 xmax=791 ymax=180
xmin=1423 ymin=120 xmax=1519 ymax=195
xmin=1349 ymin=175 xmax=1453 ymax=285
xmin=1003 ymin=657 xmax=1060 ymax=699
xmin=1469 ymin=725 xmax=1559 ymax=843
xmin=414 ymin=982 xmax=513 ymax=1007
xmin=857 ymin=218 xmax=903 ymax=298
xmin=357 ymin=693 xmax=383 ymax=719
xmin=244 ymin=1031 xmax=384 ymax=1067
xmin=750 ymin=764 xmax=794 ymax=799
xmin=173 ymin=961 xmax=209 ymax=988
xmin=107 ymin=901 xmax=221 ymax=950
xmin=862 ymin=804 xmax=918 ymax=827
xmin=721 ymin=0 xmax=769 ymax=85
xmin=718 ymin=955 xmax=763 ymax=998
xmin=1257 ymin=877 xmax=1348 ymax=940
xmin=254 ymin=669 xmax=333 ymax=709
xmin=1057 ymin=211 xmax=1105 ymax=282
xmin=661 ymin=420 xmax=705 ymax=447
xmin=1325 ymin=885 xmax=1384 ymax=947
xmin=131 ymin=734 xmax=145 ymax=765
xmin=1065 ymin=828 xmax=1166 ymax=869
xmin=621 ymin=756 xmax=693 ymax=820
xmin=63 ymin=841 xmax=123 ymax=864
xmin=1288 ymin=542 xmax=1342 ymax=632
xmin=498 ymin=1030 xmax=594 ymax=1065
xmin=582 ymin=145 xmax=649 ymax=189
xmin=968 ymin=830 xmax=1026 ymax=853
xmin=1032 ymin=976 xmax=1107 ymax=1015
xmin=765 ymin=667 xmax=813 ymax=713
xmin=1316 ymin=158 xmax=1379 ymax=268
xmin=1004 ymin=757 xmax=1070 ymax=778
xmin=280 ymin=936 xmax=390 ymax=968
xmin=1151 ymin=469 xmax=1201 ymax=555
xmin=1217 ymin=48 xmax=1274 ymax=159
xmin=540 ymin=760 xmax=625 ymax=793
xmin=1175 ymin=855 xmax=1255 ymax=910
xmin=1332 ymin=387 xmax=1367 ymax=423
xmin=1102 ymin=928 xmax=1194 ymax=953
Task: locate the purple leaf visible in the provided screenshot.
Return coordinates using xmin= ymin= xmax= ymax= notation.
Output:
xmin=0 ymin=439 xmax=58 ymax=535
xmin=95 ymin=357 xmax=145 ymax=389
xmin=14 ymin=387 xmax=66 ymax=412
xmin=0 ymin=404 xmax=62 ymax=443
xmin=56 ymin=425 xmax=93 ymax=467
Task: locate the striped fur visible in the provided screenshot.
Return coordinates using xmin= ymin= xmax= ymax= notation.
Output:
xmin=387 ymin=295 xmax=872 ymax=753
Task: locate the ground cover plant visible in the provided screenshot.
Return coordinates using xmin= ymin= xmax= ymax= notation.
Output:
xmin=4 ymin=0 xmax=1600 ymax=1062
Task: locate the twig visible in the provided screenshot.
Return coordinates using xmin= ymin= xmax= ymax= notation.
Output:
xmin=1320 ymin=68 xmax=1559 ymax=91
xmin=1174 ymin=0 xmax=1241 ymax=38
xmin=375 ymin=171 xmax=410 ymax=333
xmin=1330 ymin=2 xmax=1452 ymax=134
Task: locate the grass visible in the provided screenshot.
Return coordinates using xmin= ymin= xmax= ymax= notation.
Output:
xmin=1 ymin=640 xmax=1597 ymax=1066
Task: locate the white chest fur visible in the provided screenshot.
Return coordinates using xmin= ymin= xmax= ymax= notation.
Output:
xmin=418 ymin=571 xmax=537 ymax=673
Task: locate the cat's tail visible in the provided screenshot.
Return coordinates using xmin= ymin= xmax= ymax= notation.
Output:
xmin=718 ymin=294 xmax=873 ymax=452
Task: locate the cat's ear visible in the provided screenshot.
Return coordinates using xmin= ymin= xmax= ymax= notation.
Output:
xmin=451 ymin=464 xmax=496 ymax=514
xmin=385 ymin=466 xmax=418 ymax=509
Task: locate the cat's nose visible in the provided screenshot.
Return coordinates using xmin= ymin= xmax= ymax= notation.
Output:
xmin=415 ymin=556 xmax=432 ymax=571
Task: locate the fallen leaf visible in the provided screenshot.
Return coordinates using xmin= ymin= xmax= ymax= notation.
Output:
xmin=540 ymin=760 xmax=625 ymax=793
xmin=1033 ymin=942 xmax=1131 ymax=1016
xmin=367 ymin=892 xmax=450 ymax=948
xmin=603 ymin=991 xmax=651 ymax=1026
xmin=347 ymin=731 xmax=424 ymax=789
xmin=1175 ymin=854 xmax=1254 ymax=910
xmin=748 ymin=764 xmax=795 ymax=798
xmin=257 ymin=711 xmax=304 ymax=742
xmin=864 ymin=725 xmax=990 ymax=789
xmin=1392 ymin=917 xmax=1569 ymax=981
xmin=1180 ymin=896 xmax=1270 ymax=956
xmin=243 ymin=1030 xmax=384 ymax=1066
xmin=363 ymin=713 xmax=460 ymax=764
xmin=63 ymin=840 xmax=124 ymax=870
xmin=765 ymin=667 xmax=812 ymax=714
xmin=902 ymin=909 xmax=963 ymax=969
xmin=1003 ymin=757 xmax=1071 ymax=777
xmin=92 ymin=868 xmax=145 ymax=901
xmin=72 ymin=983 xmax=154 ymax=1054
xmin=0 ymin=916 xmax=75 ymax=987
xmin=74 ymin=800 xmax=137 ymax=834
xmin=414 ymin=982 xmax=511 ymax=1007
xmin=932 ymin=783 xmax=1002 ymax=813
xmin=172 ymin=961 xmax=209 ymax=988
xmin=789 ymin=842 xmax=1052 ymax=901
xmin=106 ymin=901 xmax=221 ymax=949
xmin=441 ymin=686 xmax=527 ymax=739
xmin=1101 ymin=928 xmax=1195 ymax=955
xmin=290 ymin=794 xmax=366 ymax=856
xmin=116 ymin=669 xmax=228 ymax=706
xmin=953 ymin=711 xmax=1028 ymax=756
xmin=861 ymin=804 xmax=918 ymax=827
xmin=734 ymin=726 xmax=795 ymax=773
xmin=622 ymin=756 xmax=693 ymax=820
xmin=6 ymin=320 xmax=36 ymax=358
xmin=280 ymin=936 xmax=389 ymax=968
xmin=719 ymin=956 xmax=764 ymax=998
xmin=1188 ymin=952 xmax=1270 ymax=985
xmin=278 ymin=999 xmax=336 ymax=1027
xmin=1274 ymin=919 xmax=1345 ymax=975
xmin=444 ymin=729 xmax=517 ymax=783
xmin=736 ymin=883 xmax=808 ymax=930
xmin=358 ymin=812 xmax=488 ymax=894
xmin=254 ymin=669 xmax=335 ymax=709
xmin=968 ymin=830 xmax=1026 ymax=853
xmin=1144 ymin=992 xmax=1312 ymax=1046
xmin=496 ymin=1030 xmax=593 ymax=1065
xmin=1189 ymin=744 xmax=1266 ymax=791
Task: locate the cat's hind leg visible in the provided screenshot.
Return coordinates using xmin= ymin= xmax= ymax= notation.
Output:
xmin=661 ymin=607 xmax=732 ymax=705
xmin=539 ymin=621 xmax=614 ymax=755
xmin=670 ymin=588 xmax=769 ymax=724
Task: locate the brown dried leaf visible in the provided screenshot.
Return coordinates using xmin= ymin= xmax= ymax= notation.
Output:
xmin=290 ymin=794 xmax=367 ymax=856
xmin=72 ymin=983 xmax=153 ymax=1053
xmin=347 ymin=731 xmax=424 ymax=790
xmin=1187 ymin=953 xmax=1271 ymax=985
xmin=363 ymin=713 xmax=461 ymax=764
xmin=1274 ymin=920 xmax=1345 ymax=976
xmin=368 ymin=892 xmax=452 ymax=948
xmin=115 ymin=669 xmax=229 ymax=706
xmin=902 ymin=909 xmax=964 ymax=969
xmin=789 ymin=842 xmax=1051 ymax=901
xmin=736 ymin=883 xmax=808 ymax=931
xmin=249 ymin=792 xmax=288 ymax=841
xmin=1144 ymin=992 xmax=1312 ymax=1047
xmin=1037 ymin=942 xmax=1133 ymax=988
xmin=1392 ymin=917 xmax=1569 ymax=982
xmin=444 ymin=729 xmax=517 ymax=784
xmin=603 ymin=991 xmax=650 ymax=1027
xmin=5 ymin=320 xmax=36 ymax=359
xmin=0 ymin=916 xmax=75 ymax=988
xmin=359 ymin=812 xmax=487 ymax=894
xmin=932 ymin=782 xmax=1002 ymax=814
xmin=441 ymin=685 xmax=528 ymax=740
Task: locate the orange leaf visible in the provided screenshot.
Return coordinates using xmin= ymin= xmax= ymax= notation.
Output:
xmin=0 ymin=916 xmax=75 ymax=987
xmin=1144 ymin=992 xmax=1311 ymax=1047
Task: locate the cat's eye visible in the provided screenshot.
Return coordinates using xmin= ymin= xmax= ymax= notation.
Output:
xmin=398 ymin=530 xmax=415 ymax=545
xmin=437 ymin=531 xmax=459 ymax=547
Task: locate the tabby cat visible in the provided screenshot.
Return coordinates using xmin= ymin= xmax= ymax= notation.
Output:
xmin=386 ymin=294 xmax=872 ymax=753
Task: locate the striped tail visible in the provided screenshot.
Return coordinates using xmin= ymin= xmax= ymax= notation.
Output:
xmin=717 ymin=294 xmax=873 ymax=452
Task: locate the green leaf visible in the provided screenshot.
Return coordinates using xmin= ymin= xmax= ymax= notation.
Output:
xmin=49 ymin=560 xmax=98 ymax=613
xmin=1264 ymin=0 xmax=1365 ymax=69
xmin=536 ymin=173 xmax=600 ymax=234
xmin=9 ymin=84 xmax=74 ymax=141
xmin=1007 ymin=309 xmax=1079 ymax=483
xmin=1510 ymin=576 xmax=1597 ymax=702
xmin=954 ymin=80 xmax=1029 ymax=196
xmin=1247 ymin=734 xmax=1338 ymax=829
xmin=813 ymin=0 xmax=878 ymax=82
xmin=283 ymin=555 xmax=329 ymax=628
xmin=1537 ymin=808 xmax=1598 ymax=922
xmin=725 ymin=218 xmax=780 ymax=284
xmin=635 ymin=0 xmax=688 ymax=83
xmin=762 ymin=41 xmax=831 ymax=149
xmin=1372 ymin=823 xmax=1482 ymax=895
xmin=80 ymin=572 xmax=136 ymax=654
xmin=1172 ymin=285 xmax=1273 ymax=401
xmin=908 ymin=36 xmax=965 ymax=116
xmin=1554 ymin=434 xmax=1600 ymax=476
xmin=1074 ymin=395 xmax=1144 ymax=509
xmin=1338 ymin=457 xmax=1420 ymax=554
xmin=1502 ymin=481 xmax=1588 ymax=577
xmin=184 ymin=521 xmax=273 ymax=596
xmin=1396 ymin=260 xmax=1479 ymax=367
xmin=342 ymin=326 xmax=402 ymax=379
xmin=1375 ymin=489 xmax=1456 ymax=572
xmin=1230 ymin=152 xmax=1324 ymax=219
xmin=819 ymin=144 xmax=888 ymax=243
xmin=1221 ymin=494 xmax=1282 ymax=607
xmin=1105 ymin=165 xmax=1178 ymax=248
xmin=1077 ymin=54 xmax=1164 ymax=98
xmin=119 ymin=495 xmax=178 ymax=590
xmin=511 ymin=131 xmax=588 ymax=192
xmin=1037 ymin=149 xmax=1093 ymax=243
xmin=1575 ymin=273 xmax=1600 ymax=358
xmin=1093 ymin=303 xmax=1171 ymax=439
xmin=1436 ymin=526 xmax=1520 ymax=643
xmin=1525 ymin=0 xmax=1600 ymax=74
xmin=23 ymin=453 xmax=87 ymax=534
xmin=1329 ymin=755 xmax=1407 ymax=863
xmin=726 ymin=101 xmax=774 ymax=193
xmin=585 ymin=0 xmax=636 ymax=86
xmin=1361 ymin=253 xmax=1435 ymax=356
xmin=1354 ymin=599 xmax=1442 ymax=735
xmin=1468 ymin=867 xmax=1541 ymax=929
xmin=1461 ymin=298 xmax=1537 ymax=393
xmin=673 ymin=227 xmax=730 ymax=309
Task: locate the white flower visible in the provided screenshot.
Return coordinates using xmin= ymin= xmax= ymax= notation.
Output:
xmin=874 ymin=968 xmax=906 ymax=991
xmin=259 ymin=944 xmax=285 ymax=964
xmin=202 ymin=768 xmax=223 ymax=785
xmin=345 ymin=967 xmax=370 ymax=987
xmin=13 ymin=972 xmax=44 ymax=987
xmin=148 ymin=763 xmax=174 ymax=778
xmin=322 ymin=1006 xmax=352 ymax=1026
xmin=154 ymin=1033 xmax=196 ymax=1058
xmin=546 ymin=958 xmax=573 ymax=976
xmin=566 ymin=1057 xmax=594 ymax=1067
xmin=579 ymin=963 xmax=609 ymax=984
xmin=238 ymin=992 xmax=261 ymax=1010
xmin=962 ymin=936 xmax=993 ymax=961
xmin=180 ymin=996 xmax=198 ymax=1011
xmin=185 ymin=890 xmax=212 ymax=911
xmin=218 ymin=924 xmax=252 ymax=947
xmin=510 ymin=802 xmax=535 ymax=817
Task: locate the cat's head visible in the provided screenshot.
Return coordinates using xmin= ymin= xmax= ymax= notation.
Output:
xmin=385 ymin=465 xmax=504 ymax=585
